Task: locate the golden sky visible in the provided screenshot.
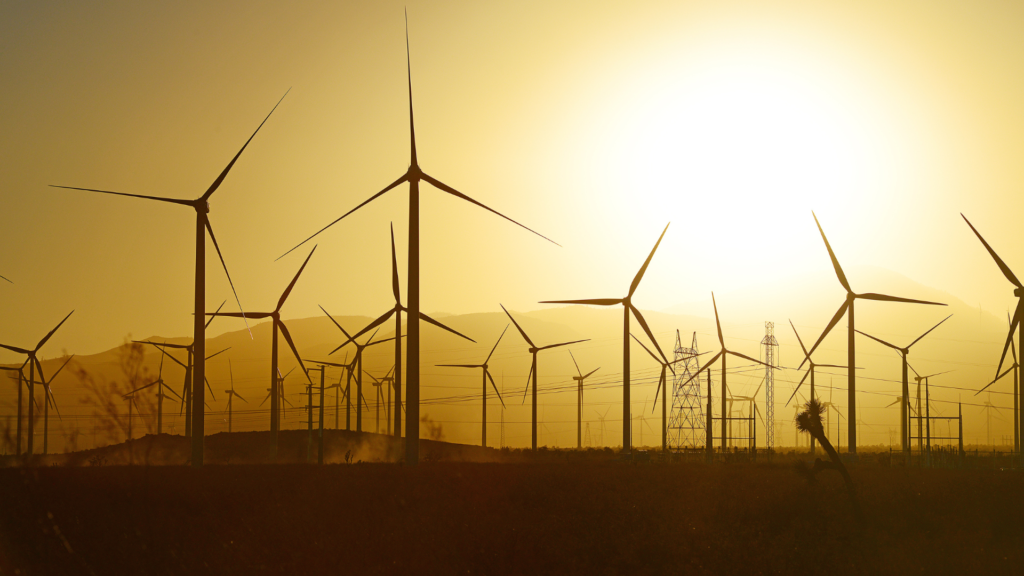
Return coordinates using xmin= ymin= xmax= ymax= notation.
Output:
xmin=3 ymin=0 xmax=1024 ymax=368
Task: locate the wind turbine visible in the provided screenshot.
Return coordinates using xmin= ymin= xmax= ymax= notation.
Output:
xmin=910 ymin=367 xmax=953 ymax=454
xmin=436 ymin=326 xmax=509 ymax=447
xmin=279 ymin=14 xmax=556 ymax=465
xmin=37 ymin=355 xmax=74 ymax=455
xmin=596 ymin=406 xmax=611 ymax=447
xmin=787 ymin=319 xmax=854 ymax=455
xmin=334 ymin=224 xmax=474 ymax=437
xmin=125 ymin=352 xmax=184 ymax=436
xmin=319 ymin=313 xmax=399 ymax=433
xmin=52 ymin=92 xmax=290 ymax=466
xmin=0 ymin=360 xmax=28 ymax=455
xmin=303 ymin=357 xmax=351 ymax=430
xmin=567 ymin=349 xmax=599 ymax=450
xmin=501 ymin=305 xmax=587 ymax=450
xmin=207 ymin=246 xmax=317 ymax=459
xmin=138 ymin=341 xmax=228 ymax=437
xmin=732 ymin=383 xmax=765 ymax=452
xmin=541 ymin=223 xmax=671 ymax=453
xmin=632 ymin=334 xmax=695 ymax=452
xmin=0 ymin=310 xmax=74 ymax=456
xmin=224 ymin=360 xmax=247 ymax=433
xmin=682 ymin=294 xmax=772 ymax=453
xmin=853 ymin=315 xmax=951 ymax=457
xmin=802 ymin=212 xmax=945 ymax=454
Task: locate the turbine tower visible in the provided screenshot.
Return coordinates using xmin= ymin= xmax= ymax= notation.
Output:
xmin=52 ymin=92 xmax=289 ymax=466
xmin=567 ymin=350 xmax=599 ymax=450
xmin=436 ymin=326 xmax=508 ymax=447
xmin=541 ymin=223 xmax=671 ymax=453
xmin=802 ymin=212 xmax=945 ymax=455
xmin=279 ymin=14 xmax=556 ymax=465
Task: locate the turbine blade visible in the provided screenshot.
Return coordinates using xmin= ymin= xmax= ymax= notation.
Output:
xmin=0 ymin=275 xmax=11 ymax=283
xmin=500 ymin=304 xmax=535 ymax=348
xmin=436 ymin=364 xmax=482 ymax=368
xmin=789 ymin=319 xmax=809 ymax=359
xmin=204 ymin=376 xmax=216 ymax=402
xmin=48 ymin=185 xmax=193 ymax=207
xmin=961 ymin=214 xmax=1023 ymax=288
xmin=628 ymin=223 xmax=669 ymax=298
xmin=486 ymin=370 xmax=505 ymax=409
xmin=975 ymin=366 xmax=1015 ymax=396
xmin=538 ymin=339 xmax=588 ymax=351
xmin=995 ymin=302 xmax=1023 ymax=378
xmin=522 ymin=360 xmax=534 ymax=404
xmin=854 ymin=329 xmax=901 ymax=351
xmin=206 ymin=311 xmax=272 ymax=319
xmin=629 ymin=332 xmax=661 ymax=364
xmin=421 ymin=173 xmax=560 ymax=247
xmin=405 ymin=8 xmax=417 ymax=166
xmin=539 ymin=298 xmax=622 ymax=306
xmin=0 ymin=343 xmax=31 ymax=355
xmin=885 ymin=397 xmax=901 ymax=408
xmin=234 ymin=391 xmax=247 ymax=404
xmin=652 ymin=370 xmax=665 ymax=412
xmin=786 ymin=370 xmax=811 ymax=407
xmin=856 ymin=293 xmax=945 ymax=306
xmin=277 ymin=245 xmax=317 ymax=312
xmin=35 ymin=310 xmax=74 ymax=352
xmin=567 ymin=347 xmax=582 ymax=378
xmin=201 ymin=88 xmax=290 ymax=201
xmin=812 ymin=211 xmax=852 ymax=293
xmin=391 ymin=223 xmax=401 ymax=304
xmin=259 ymin=391 xmax=271 ymax=407
xmin=630 ymin=304 xmax=670 ymax=364
xmin=278 ymin=321 xmax=312 ymax=385
xmin=420 ymin=312 xmax=475 ymax=343
xmin=727 ymin=350 xmax=773 ymax=368
xmin=278 ymin=173 xmax=409 ymax=261
xmin=803 ymin=300 xmax=850 ymax=365
xmin=205 ymin=300 xmax=226 ymax=329
xmin=712 ymin=293 xmax=724 ymax=347
xmin=679 ymin=352 xmax=721 ymax=389
xmin=908 ymin=314 xmax=953 ymax=349
xmin=140 ymin=343 xmax=188 ymax=370
xmin=205 ymin=347 xmax=230 ymax=361
xmin=205 ymin=218 xmax=251 ymax=337
xmin=483 ymin=325 xmax=510 ymax=367
xmin=583 ymin=367 xmax=600 ymax=379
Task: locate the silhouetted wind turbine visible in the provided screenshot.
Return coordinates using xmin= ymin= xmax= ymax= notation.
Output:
xmin=854 ymin=314 xmax=951 ymax=457
xmin=802 ymin=212 xmax=945 ymax=454
xmin=0 ymin=360 xmax=28 ymax=455
xmin=975 ymin=323 xmax=1019 ymax=453
xmin=138 ymin=339 xmax=227 ymax=437
xmin=279 ymin=15 xmax=556 ymax=465
xmin=962 ymin=215 xmax=1024 ymax=454
xmin=52 ymin=92 xmax=290 ymax=466
xmin=501 ymin=304 xmax=587 ymax=451
xmin=541 ymin=223 xmax=671 ymax=453
xmin=207 ymin=246 xmax=316 ymax=460
xmin=436 ymin=326 xmax=509 ymax=447
xmin=303 ymin=358 xmax=351 ymax=430
xmin=567 ymin=349 xmax=599 ymax=450
xmin=38 ymin=355 xmax=74 ymax=455
xmin=0 ymin=310 xmax=73 ymax=456
xmin=337 ymin=224 xmax=475 ymax=437
xmin=682 ymin=294 xmax=772 ymax=452
xmin=786 ymin=319 xmax=854 ymax=455
xmin=320 ymin=312 xmax=402 ymax=433
xmin=125 ymin=351 xmax=183 ymax=435
xmin=224 ymin=361 xmax=247 ymax=433
xmin=909 ymin=365 xmax=953 ymax=453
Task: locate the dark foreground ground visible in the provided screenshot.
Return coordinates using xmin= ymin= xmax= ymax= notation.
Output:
xmin=2 ymin=459 xmax=1022 ymax=575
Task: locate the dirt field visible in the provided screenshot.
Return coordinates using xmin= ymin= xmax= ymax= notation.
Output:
xmin=2 ymin=450 xmax=1022 ymax=575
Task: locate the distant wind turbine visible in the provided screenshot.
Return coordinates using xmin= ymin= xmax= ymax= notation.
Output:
xmin=801 ymin=212 xmax=945 ymax=455
xmin=278 ymin=14 xmax=556 ymax=465
xmin=52 ymin=91 xmax=289 ymax=466
xmin=632 ymin=333 xmax=697 ymax=452
xmin=124 ymin=350 xmax=183 ymax=435
xmin=0 ymin=310 xmax=73 ymax=456
xmin=567 ymin=349 xmax=599 ymax=450
xmin=37 ymin=354 xmax=74 ymax=455
xmin=501 ymin=304 xmax=587 ymax=451
xmin=787 ymin=319 xmax=854 ymax=455
xmin=436 ymin=326 xmax=509 ymax=447
xmin=856 ymin=311 xmax=950 ymax=455
xmin=207 ymin=246 xmax=317 ymax=460
xmin=224 ymin=361 xmax=247 ymax=433
xmin=541 ymin=223 xmax=671 ymax=453
xmin=319 ymin=313 xmax=397 ymax=433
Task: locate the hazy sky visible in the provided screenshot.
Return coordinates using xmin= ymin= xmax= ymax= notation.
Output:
xmin=4 ymin=0 xmax=1024 ymax=360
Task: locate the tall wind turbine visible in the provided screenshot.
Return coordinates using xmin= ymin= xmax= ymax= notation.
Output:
xmin=38 ymin=355 xmax=74 ymax=455
xmin=787 ymin=319 xmax=852 ymax=455
xmin=962 ymin=215 xmax=1024 ymax=456
xmin=632 ymin=334 xmax=694 ymax=452
xmin=802 ymin=212 xmax=945 ymax=454
xmin=52 ymin=94 xmax=290 ymax=466
xmin=278 ymin=15 xmax=556 ymax=465
xmin=207 ymin=246 xmax=317 ymax=459
xmin=567 ymin=350 xmax=599 ymax=450
xmin=320 ymin=314 xmax=398 ymax=433
xmin=682 ymin=294 xmax=772 ymax=452
xmin=336 ymin=224 xmax=474 ymax=437
xmin=541 ymin=223 xmax=671 ymax=453
xmin=0 ymin=310 xmax=73 ymax=456
xmin=854 ymin=314 xmax=951 ymax=457
xmin=501 ymin=305 xmax=587 ymax=451
xmin=436 ymin=326 xmax=509 ymax=447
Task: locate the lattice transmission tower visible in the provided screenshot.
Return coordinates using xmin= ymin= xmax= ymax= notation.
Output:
xmin=760 ymin=322 xmax=779 ymax=451
xmin=669 ymin=330 xmax=705 ymax=449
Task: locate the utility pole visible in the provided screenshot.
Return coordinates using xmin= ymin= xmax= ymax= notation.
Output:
xmin=760 ymin=322 xmax=779 ymax=455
